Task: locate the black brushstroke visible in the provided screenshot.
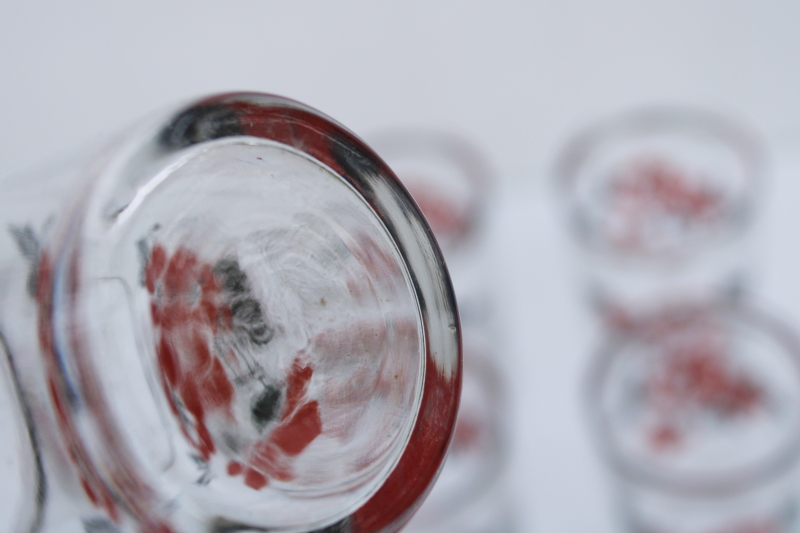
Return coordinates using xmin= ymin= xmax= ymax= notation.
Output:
xmin=309 ymin=517 xmax=351 ymax=533
xmin=159 ymin=104 xmax=244 ymax=150
xmin=231 ymin=298 xmax=274 ymax=345
xmin=1 ymin=331 xmax=47 ymax=533
xmin=82 ymin=517 xmax=120 ymax=533
xmin=210 ymin=518 xmax=272 ymax=532
xmin=214 ymin=258 xmax=250 ymax=295
xmin=251 ymin=384 xmax=281 ymax=430
xmin=9 ymin=224 xmax=41 ymax=297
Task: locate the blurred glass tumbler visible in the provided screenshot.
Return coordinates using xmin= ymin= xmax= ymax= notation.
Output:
xmin=586 ymin=305 xmax=800 ymax=533
xmin=554 ymin=108 xmax=764 ymax=323
xmin=0 ymin=93 xmax=461 ymax=533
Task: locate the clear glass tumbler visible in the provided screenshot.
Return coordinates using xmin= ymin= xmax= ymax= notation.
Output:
xmin=585 ymin=304 xmax=800 ymax=533
xmin=554 ymin=107 xmax=764 ymax=326
xmin=0 ymin=93 xmax=461 ymax=533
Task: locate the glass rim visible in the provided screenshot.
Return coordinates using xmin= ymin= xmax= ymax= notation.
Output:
xmin=584 ymin=302 xmax=800 ymax=497
xmin=40 ymin=92 xmax=462 ymax=532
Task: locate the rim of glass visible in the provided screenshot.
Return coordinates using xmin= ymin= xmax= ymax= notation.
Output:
xmin=42 ymin=92 xmax=462 ymax=532
xmin=584 ymin=303 xmax=800 ymax=497
xmin=552 ymin=106 xmax=766 ymax=257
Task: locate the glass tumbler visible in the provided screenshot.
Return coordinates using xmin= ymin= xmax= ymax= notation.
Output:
xmin=554 ymin=108 xmax=764 ymax=326
xmin=0 ymin=93 xmax=461 ymax=533
xmin=585 ymin=304 xmax=800 ymax=533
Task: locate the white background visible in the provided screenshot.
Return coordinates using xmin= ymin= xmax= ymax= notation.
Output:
xmin=3 ymin=2 xmax=800 ymax=532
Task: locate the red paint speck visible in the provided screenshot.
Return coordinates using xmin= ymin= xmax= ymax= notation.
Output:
xmin=227 ymin=461 xmax=244 ymax=476
xmin=272 ymin=401 xmax=322 ymax=456
xmin=244 ymin=468 xmax=269 ymax=490
xmin=650 ymin=424 xmax=681 ymax=451
xmin=281 ymin=359 xmax=314 ymax=422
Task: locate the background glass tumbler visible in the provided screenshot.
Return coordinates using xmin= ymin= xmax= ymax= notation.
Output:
xmin=0 ymin=93 xmax=461 ymax=533
xmin=553 ymin=108 xmax=764 ymax=325
xmin=585 ymin=304 xmax=800 ymax=533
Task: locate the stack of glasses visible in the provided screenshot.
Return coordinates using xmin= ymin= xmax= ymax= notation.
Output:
xmin=555 ymin=108 xmax=800 ymax=533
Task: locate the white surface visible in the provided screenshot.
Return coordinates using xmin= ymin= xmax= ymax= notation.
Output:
xmin=2 ymin=2 xmax=800 ymax=179
xmin=4 ymin=3 xmax=800 ymax=532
